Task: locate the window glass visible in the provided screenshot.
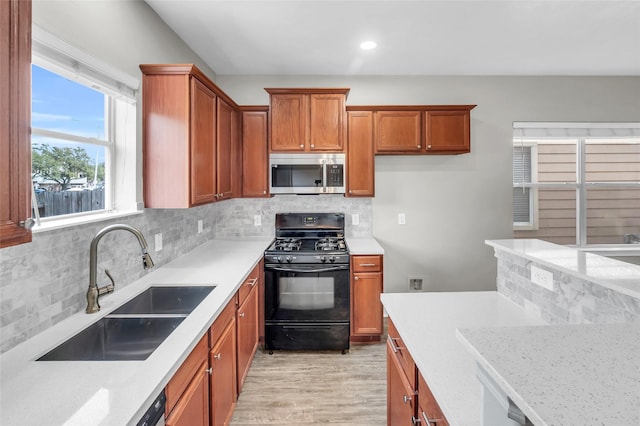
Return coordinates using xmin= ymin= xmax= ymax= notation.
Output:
xmin=586 ymin=187 xmax=640 ymax=244
xmin=535 ymin=139 xmax=577 ymax=183
xmin=514 ymin=187 xmax=577 ymax=245
xmin=31 ymin=64 xmax=108 ymax=218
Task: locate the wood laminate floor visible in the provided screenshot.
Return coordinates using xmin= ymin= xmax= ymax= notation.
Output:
xmin=230 ymin=340 xmax=387 ymax=425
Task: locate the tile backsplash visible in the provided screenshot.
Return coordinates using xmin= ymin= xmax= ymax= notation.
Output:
xmin=494 ymin=249 xmax=640 ymax=324
xmin=0 ymin=196 xmax=372 ymax=353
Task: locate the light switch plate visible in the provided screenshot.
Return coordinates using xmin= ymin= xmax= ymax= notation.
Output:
xmin=254 ymin=215 xmax=261 ymax=226
xmin=530 ymin=265 xmax=553 ymax=291
xmin=155 ymin=233 xmax=163 ymax=252
xmin=398 ymin=213 xmax=406 ymax=225
xmin=197 ymin=220 xmax=203 ymax=234
xmin=351 ymin=214 xmax=359 ymax=225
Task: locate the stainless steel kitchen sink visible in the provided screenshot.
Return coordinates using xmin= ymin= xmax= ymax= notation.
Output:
xmin=110 ymin=285 xmax=215 ymax=315
xmin=37 ymin=316 xmax=185 ymax=361
xmin=37 ymin=285 xmax=215 ymax=361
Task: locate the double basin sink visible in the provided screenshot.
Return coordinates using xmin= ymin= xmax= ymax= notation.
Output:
xmin=38 ymin=286 xmax=215 ymax=361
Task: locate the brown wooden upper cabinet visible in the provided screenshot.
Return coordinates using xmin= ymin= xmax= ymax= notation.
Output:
xmin=140 ymin=64 xmax=240 ymax=208
xmin=241 ymin=107 xmax=269 ymax=197
xmin=346 ymin=111 xmax=375 ymax=197
xmin=348 ymin=105 xmax=476 ymax=155
xmin=1 ymin=0 xmax=33 ymax=248
xmin=266 ymin=88 xmax=349 ymax=152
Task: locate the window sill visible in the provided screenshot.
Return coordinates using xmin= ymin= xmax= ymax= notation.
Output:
xmin=32 ymin=210 xmax=144 ymax=234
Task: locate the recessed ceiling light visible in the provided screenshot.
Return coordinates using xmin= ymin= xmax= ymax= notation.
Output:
xmin=360 ymin=41 xmax=377 ymax=50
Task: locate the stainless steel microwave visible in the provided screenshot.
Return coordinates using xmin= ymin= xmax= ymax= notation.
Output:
xmin=269 ymin=153 xmax=346 ymax=194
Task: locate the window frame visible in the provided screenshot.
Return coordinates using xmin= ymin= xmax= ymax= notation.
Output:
xmin=512 ymin=141 xmax=539 ymax=230
xmin=30 ymin=26 xmax=139 ymax=231
xmin=512 ymin=123 xmax=640 ymax=246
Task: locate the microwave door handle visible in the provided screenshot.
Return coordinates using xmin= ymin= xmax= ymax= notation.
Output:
xmin=322 ymin=159 xmax=327 ymax=193
xmin=267 ymin=265 xmax=349 ymax=273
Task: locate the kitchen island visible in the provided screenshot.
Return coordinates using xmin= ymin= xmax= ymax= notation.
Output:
xmin=0 ymin=238 xmax=271 ymax=426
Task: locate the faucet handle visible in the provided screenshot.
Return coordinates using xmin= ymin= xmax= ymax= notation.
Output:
xmin=98 ymin=269 xmax=115 ymax=295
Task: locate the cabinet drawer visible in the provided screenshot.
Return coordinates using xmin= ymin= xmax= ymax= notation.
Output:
xmin=387 ymin=318 xmax=416 ymax=390
xmin=352 ymin=255 xmax=382 ymax=272
xmin=237 ymin=263 xmax=260 ymax=306
xmin=418 ymin=372 xmax=449 ymax=426
xmin=210 ymin=296 xmax=237 ymax=345
xmin=165 ymin=333 xmax=208 ymax=414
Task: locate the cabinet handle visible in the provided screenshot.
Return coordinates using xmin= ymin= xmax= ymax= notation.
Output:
xmin=417 ymin=145 xmax=421 ymax=149
xmin=354 ymin=276 xmax=359 ymax=280
xmin=247 ymin=278 xmax=258 ymax=287
xmin=206 ymin=367 xmax=212 ymax=375
xmin=387 ymin=335 xmax=405 ymax=353
xmin=403 ymin=395 xmax=412 ymax=404
xmin=213 ymin=353 xmax=221 ymax=360
xmin=412 ymin=416 xmax=422 ymax=425
xmin=427 ymin=145 xmax=432 ymax=149
xmin=263 ymin=190 xmax=267 ymax=194
xmin=422 ymin=411 xmax=443 ymax=425
xmin=239 ymin=312 xmax=245 ymax=318
xmin=358 ymin=263 xmax=377 ymax=267
xmin=310 ymin=144 xmax=315 ymax=148
xmin=299 ymin=144 xmax=304 ymax=148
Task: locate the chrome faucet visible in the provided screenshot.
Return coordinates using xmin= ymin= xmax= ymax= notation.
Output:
xmin=623 ymin=233 xmax=640 ymax=244
xmin=86 ymin=224 xmax=155 ymax=313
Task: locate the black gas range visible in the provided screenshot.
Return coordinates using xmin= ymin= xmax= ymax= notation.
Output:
xmin=264 ymin=213 xmax=350 ymax=352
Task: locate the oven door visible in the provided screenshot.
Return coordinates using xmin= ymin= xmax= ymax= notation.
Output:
xmin=264 ymin=264 xmax=350 ymax=323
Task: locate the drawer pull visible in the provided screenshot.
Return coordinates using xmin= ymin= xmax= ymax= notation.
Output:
xmin=387 ymin=335 xmax=405 ymax=353
xmin=247 ymin=278 xmax=258 ymax=287
xmin=239 ymin=312 xmax=245 ymax=318
xmin=358 ymin=263 xmax=377 ymax=267
xmin=422 ymin=411 xmax=443 ymax=425
xmin=213 ymin=353 xmax=222 ymax=360
xmin=206 ymin=367 xmax=212 ymax=375
xmin=403 ymin=394 xmax=412 ymax=404
xmin=412 ymin=415 xmax=422 ymax=425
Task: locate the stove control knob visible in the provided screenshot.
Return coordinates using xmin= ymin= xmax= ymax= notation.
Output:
xmin=329 ymin=256 xmax=336 ymax=263
xmin=285 ymin=256 xmax=293 ymax=263
xmin=274 ymin=256 xmax=282 ymax=263
xmin=319 ymin=256 xmax=327 ymax=263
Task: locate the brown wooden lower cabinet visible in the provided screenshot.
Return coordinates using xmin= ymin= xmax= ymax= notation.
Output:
xmin=350 ymin=255 xmax=383 ymax=341
xmin=166 ymin=360 xmax=210 ymax=426
xmin=236 ymin=278 xmax=259 ymax=393
xmin=387 ymin=334 xmax=417 ymax=425
xmin=417 ymin=371 xmax=449 ymax=426
xmin=210 ymin=316 xmax=237 ymax=426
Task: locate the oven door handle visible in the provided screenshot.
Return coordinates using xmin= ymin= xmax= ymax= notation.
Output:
xmin=266 ymin=265 xmax=349 ymax=273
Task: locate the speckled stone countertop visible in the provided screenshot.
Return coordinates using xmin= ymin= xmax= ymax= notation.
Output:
xmin=0 ymin=238 xmax=271 ymax=426
xmin=381 ymin=292 xmax=546 ymax=426
xmin=457 ymin=324 xmax=640 ymax=426
xmin=486 ymin=239 xmax=640 ymax=299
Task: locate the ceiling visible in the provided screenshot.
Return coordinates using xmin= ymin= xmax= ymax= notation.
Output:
xmin=145 ymin=0 xmax=640 ymax=76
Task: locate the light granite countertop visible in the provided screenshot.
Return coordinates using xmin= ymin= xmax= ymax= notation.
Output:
xmin=457 ymin=323 xmax=640 ymax=426
xmin=345 ymin=237 xmax=385 ymax=255
xmin=486 ymin=239 xmax=640 ymax=299
xmin=0 ymin=238 xmax=272 ymax=426
xmin=380 ymin=291 xmax=546 ymax=426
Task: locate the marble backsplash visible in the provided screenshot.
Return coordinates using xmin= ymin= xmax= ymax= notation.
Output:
xmin=0 ymin=195 xmax=372 ymax=353
xmin=494 ymin=249 xmax=640 ymax=324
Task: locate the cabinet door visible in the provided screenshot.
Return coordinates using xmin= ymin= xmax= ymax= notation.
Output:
xmin=418 ymin=372 xmax=449 ymax=426
xmin=352 ymin=272 xmax=383 ymax=336
xmin=374 ymin=111 xmax=422 ymax=153
xmin=309 ymin=93 xmax=345 ymax=151
xmin=0 ymin=0 xmax=32 ymax=248
xmin=210 ymin=317 xmax=237 ymax=426
xmin=236 ymin=283 xmax=259 ymax=393
xmin=424 ymin=110 xmax=470 ymax=154
xmin=190 ymin=77 xmax=217 ymax=205
xmin=270 ymin=94 xmax=306 ymax=151
xmin=387 ymin=338 xmax=417 ymax=426
xmin=242 ymin=110 xmax=269 ymax=197
xmin=216 ymin=98 xmax=233 ymax=200
xmin=346 ymin=111 xmax=374 ymax=197
xmin=165 ymin=361 xmax=210 ymax=426
xmin=231 ymin=108 xmax=242 ymax=198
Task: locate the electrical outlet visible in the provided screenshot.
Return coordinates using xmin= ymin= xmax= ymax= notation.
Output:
xmin=254 ymin=215 xmax=261 ymax=226
xmin=352 ymin=214 xmax=359 ymax=225
xmin=530 ymin=265 xmax=554 ymax=291
xmin=155 ymin=233 xmax=163 ymax=252
xmin=409 ymin=277 xmax=423 ymax=291
xmin=197 ymin=220 xmax=203 ymax=234
xmin=398 ymin=213 xmax=406 ymax=225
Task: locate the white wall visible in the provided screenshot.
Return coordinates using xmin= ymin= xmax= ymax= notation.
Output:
xmin=216 ymin=75 xmax=640 ymax=292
